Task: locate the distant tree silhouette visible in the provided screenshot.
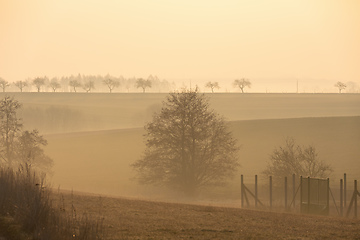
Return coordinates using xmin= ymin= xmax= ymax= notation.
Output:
xmin=49 ymin=78 xmax=61 ymax=92
xmin=233 ymin=78 xmax=251 ymax=93
xmin=0 ymin=78 xmax=10 ymax=92
xmin=205 ymin=81 xmax=220 ymax=93
xmin=132 ymin=89 xmax=240 ymax=196
xmin=263 ymin=137 xmax=333 ymax=182
xmin=334 ymin=82 xmax=346 ymax=93
xmin=83 ymin=80 xmax=95 ymax=93
xmin=32 ymin=77 xmax=46 ymax=92
xmin=69 ymin=80 xmax=82 ymax=93
xmin=102 ymin=79 xmax=120 ymax=93
xmin=14 ymin=80 xmax=28 ymax=92
xmin=136 ymin=78 xmax=152 ymax=93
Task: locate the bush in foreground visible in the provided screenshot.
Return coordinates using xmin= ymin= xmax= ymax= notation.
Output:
xmin=0 ymin=164 xmax=105 ymax=240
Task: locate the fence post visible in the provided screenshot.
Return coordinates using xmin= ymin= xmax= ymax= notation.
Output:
xmin=307 ymin=177 xmax=311 ymax=214
xmin=355 ymin=180 xmax=358 ymax=219
xmin=292 ymin=174 xmax=295 ymax=208
xmin=300 ymin=176 xmax=303 ymax=213
xmin=241 ymin=175 xmax=244 ymax=208
xmin=344 ymin=173 xmax=347 ymax=209
xmin=255 ymin=175 xmax=258 ymax=208
xmin=340 ymin=179 xmax=343 ymax=217
xmin=285 ymin=176 xmax=288 ymax=211
xmin=327 ymin=178 xmax=330 ymax=215
xmin=269 ymin=176 xmax=272 ymax=210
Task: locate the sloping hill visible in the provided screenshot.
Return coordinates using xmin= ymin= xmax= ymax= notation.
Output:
xmin=2 ymin=92 xmax=359 ymax=133
xmin=45 ymin=116 xmax=360 ymax=198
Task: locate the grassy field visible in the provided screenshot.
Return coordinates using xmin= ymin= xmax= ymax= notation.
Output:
xmin=1 ymin=92 xmax=359 ymax=133
xmin=58 ymin=190 xmax=360 ymax=239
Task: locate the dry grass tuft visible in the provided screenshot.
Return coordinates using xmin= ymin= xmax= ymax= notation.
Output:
xmin=0 ymin=165 xmax=106 ymax=240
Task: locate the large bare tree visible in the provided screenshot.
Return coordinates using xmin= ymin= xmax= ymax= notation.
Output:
xmin=0 ymin=97 xmax=53 ymax=171
xmin=263 ymin=137 xmax=333 ymax=182
xmin=0 ymin=97 xmax=23 ymax=166
xmin=15 ymin=129 xmax=53 ymax=173
xmin=132 ymin=89 xmax=240 ymax=196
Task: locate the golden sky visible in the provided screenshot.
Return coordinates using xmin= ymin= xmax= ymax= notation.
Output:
xmin=1 ymin=0 xmax=359 ymax=91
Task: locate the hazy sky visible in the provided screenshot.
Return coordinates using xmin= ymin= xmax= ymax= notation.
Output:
xmin=1 ymin=0 xmax=359 ymax=92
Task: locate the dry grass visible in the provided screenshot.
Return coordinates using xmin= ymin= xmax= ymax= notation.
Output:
xmin=60 ymin=191 xmax=360 ymax=239
xmin=0 ymin=166 xmax=106 ymax=240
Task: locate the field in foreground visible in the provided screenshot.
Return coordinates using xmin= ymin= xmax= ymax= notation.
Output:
xmin=61 ymin=191 xmax=360 ymax=240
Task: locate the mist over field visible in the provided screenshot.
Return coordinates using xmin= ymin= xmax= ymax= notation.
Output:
xmin=2 ymin=1 xmax=360 ymax=238
xmin=2 ymin=92 xmax=358 ymax=201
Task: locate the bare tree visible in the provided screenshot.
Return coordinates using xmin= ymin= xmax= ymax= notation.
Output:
xmin=83 ymin=80 xmax=95 ymax=93
xmin=205 ymin=81 xmax=220 ymax=93
xmin=69 ymin=80 xmax=82 ymax=93
xmin=136 ymin=78 xmax=152 ymax=93
xmin=32 ymin=77 xmax=46 ymax=92
xmin=102 ymin=79 xmax=120 ymax=93
xmin=233 ymin=78 xmax=251 ymax=93
xmin=49 ymin=78 xmax=61 ymax=92
xmin=132 ymin=89 xmax=240 ymax=196
xmin=334 ymin=81 xmax=346 ymax=93
xmin=0 ymin=97 xmax=23 ymax=166
xmin=0 ymin=78 xmax=10 ymax=92
xmin=14 ymin=80 xmax=28 ymax=92
xmin=15 ymin=129 xmax=53 ymax=173
xmin=262 ymin=137 xmax=333 ymax=182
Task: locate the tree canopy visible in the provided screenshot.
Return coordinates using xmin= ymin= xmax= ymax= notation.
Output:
xmin=0 ymin=96 xmax=53 ymax=172
xmin=205 ymin=81 xmax=220 ymax=93
xmin=32 ymin=77 xmax=46 ymax=92
xmin=233 ymin=78 xmax=251 ymax=93
xmin=263 ymin=137 xmax=333 ymax=182
xmin=334 ymin=81 xmax=346 ymax=93
xmin=132 ymin=89 xmax=240 ymax=196
xmin=136 ymin=78 xmax=152 ymax=93
xmin=102 ymin=79 xmax=120 ymax=93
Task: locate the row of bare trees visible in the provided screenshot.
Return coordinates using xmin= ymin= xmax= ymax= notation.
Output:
xmin=205 ymin=79 xmax=351 ymax=93
xmin=0 ymin=75 xmax=352 ymax=93
xmin=0 ymin=74 xmax=171 ymax=93
xmin=205 ymin=78 xmax=251 ymax=93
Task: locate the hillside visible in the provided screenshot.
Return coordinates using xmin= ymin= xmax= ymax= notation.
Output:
xmin=1 ymin=92 xmax=359 ymax=133
xmin=45 ymin=116 xmax=360 ymax=199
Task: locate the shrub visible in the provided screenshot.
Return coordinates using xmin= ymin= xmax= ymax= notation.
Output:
xmin=0 ymin=164 xmax=105 ymax=240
